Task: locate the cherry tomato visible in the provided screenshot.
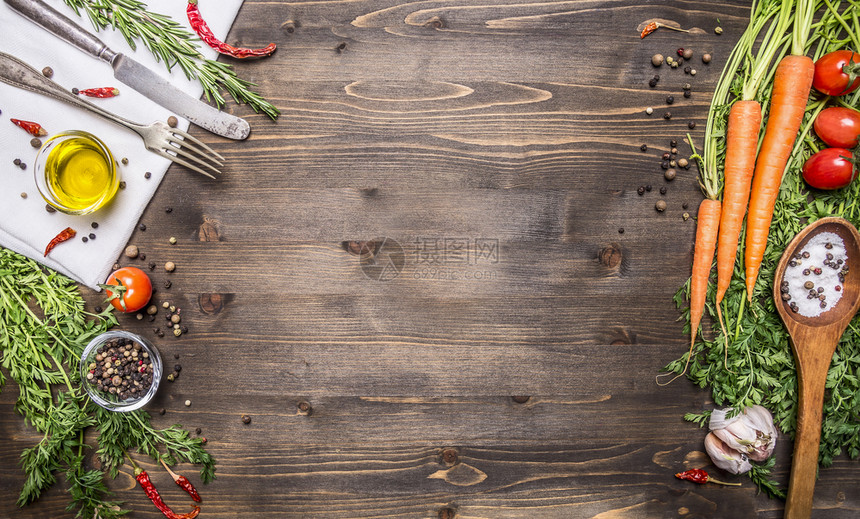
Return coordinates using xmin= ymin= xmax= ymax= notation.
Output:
xmin=802 ymin=148 xmax=857 ymax=190
xmin=814 ymin=106 xmax=860 ymax=148
xmin=102 ymin=267 xmax=152 ymax=312
xmin=813 ymin=50 xmax=860 ymax=96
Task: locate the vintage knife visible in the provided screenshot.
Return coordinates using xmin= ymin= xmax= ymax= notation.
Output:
xmin=5 ymin=0 xmax=250 ymax=140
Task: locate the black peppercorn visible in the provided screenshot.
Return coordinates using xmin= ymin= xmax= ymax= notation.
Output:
xmin=670 ymin=139 xmax=677 ymax=147
xmin=164 ymin=280 xmax=172 ymax=289
xmin=664 ymin=112 xmax=672 ymax=120
xmin=242 ymin=415 xmax=252 ymax=424
xmin=661 ymin=160 xmax=670 ymax=169
xmin=666 ymin=96 xmax=674 ymax=104
xmin=82 ymin=236 xmax=89 ymax=243
xmin=682 ymin=202 xmax=689 ymax=209
xmin=637 ymin=186 xmax=645 ymax=196
xmin=683 ymin=90 xmax=691 ymax=98
xmin=95 ymin=306 xmax=103 ymax=313
xmin=641 ymin=144 xmax=648 ymax=152
xmin=89 ymin=233 xmax=96 ymax=239
xmin=645 ymin=185 xmax=652 ymax=192
xmin=649 ymin=78 xmax=658 ymax=87
xmin=165 ymin=207 xmax=173 ymax=213
xmin=144 ymin=171 xmax=152 ymax=179
xmin=688 ymin=121 xmax=697 ymax=129
xmin=139 ymin=223 xmax=146 ymax=231
xmin=659 ymin=186 xmax=667 ymax=195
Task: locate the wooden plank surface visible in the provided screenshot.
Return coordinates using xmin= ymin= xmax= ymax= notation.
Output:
xmin=2 ymin=0 xmax=860 ymax=517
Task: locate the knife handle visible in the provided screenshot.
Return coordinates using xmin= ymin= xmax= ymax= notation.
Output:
xmin=5 ymin=0 xmax=117 ymax=64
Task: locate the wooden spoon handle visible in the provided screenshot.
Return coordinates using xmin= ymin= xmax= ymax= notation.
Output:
xmin=784 ymin=364 xmax=828 ymax=519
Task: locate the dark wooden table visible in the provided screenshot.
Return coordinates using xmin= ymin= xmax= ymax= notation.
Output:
xmin=2 ymin=0 xmax=860 ymax=517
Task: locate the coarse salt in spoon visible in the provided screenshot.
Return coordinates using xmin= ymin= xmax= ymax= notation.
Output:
xmin=773 ymin=217 xmax=860 ymax=519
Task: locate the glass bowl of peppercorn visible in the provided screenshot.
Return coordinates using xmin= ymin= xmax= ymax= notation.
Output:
xmin=80 ymin=330 xmax=162 ymax=412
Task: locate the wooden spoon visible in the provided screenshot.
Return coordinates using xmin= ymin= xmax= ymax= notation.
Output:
xmin=773 ymin=217 xmax=860 ymax=519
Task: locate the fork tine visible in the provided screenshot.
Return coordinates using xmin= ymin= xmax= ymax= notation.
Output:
xmin=166 ymin=135 xmax=223 ymax=168
xmin=153 ymin=148 xmax=217 ymax=179
xmin=164 ymin=143 xmax=222 ymax=177
xmin=169 ymin=126 xmax=225 ymax=161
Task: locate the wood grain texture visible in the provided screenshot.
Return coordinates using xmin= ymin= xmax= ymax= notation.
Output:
xmin=2 ymin=0 xmax=860 ymax=518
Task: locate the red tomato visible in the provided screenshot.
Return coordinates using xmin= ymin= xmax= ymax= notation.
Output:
xmin=814 ymin=107 xmax=860 ymax=148
xmin=813 ymin=50 xmax=860 ymax=96
xmin=103 ymin=267 xmax=152 ymax=312
xmin=802 ymin=148 xmax=857 ymax=190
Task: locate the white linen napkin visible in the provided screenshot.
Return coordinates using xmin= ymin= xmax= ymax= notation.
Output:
xmin=0 ymin=0 xmax=244 ymax=289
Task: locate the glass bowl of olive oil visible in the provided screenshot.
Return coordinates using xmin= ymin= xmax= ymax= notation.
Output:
xmin=34 ymin=130 xmax=119 ymax=215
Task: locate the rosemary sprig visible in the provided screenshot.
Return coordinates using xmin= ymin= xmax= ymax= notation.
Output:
xmin=0 ymin=247 xmax=216 ymax=517
xmin=62 ymin=0 xmax=280 ymax=120
xmin=666 ymin=0 xmax=860 ymax=498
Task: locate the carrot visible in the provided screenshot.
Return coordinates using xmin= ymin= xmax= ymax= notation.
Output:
xmin=690 ymin=198 xmax=722 ymax=349
xmin=744 ymin=54 xmax=815 ymax=300
xmin=715 ymin=100 xmax=762 ymax=307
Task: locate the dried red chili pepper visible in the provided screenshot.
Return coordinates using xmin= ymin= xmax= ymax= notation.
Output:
xmin=128 ymin=455 xmax=201 ymax=519
xmin=674 ymin=469 xmax=741 ymax=486
xmin=187 ymin=0 xmax=276 ymax=59
xmin=160 ymin=458 xmax=202 ymax=502
xmin=11 ymin=118 xmax=47 ymax=136
xmin=43 ymin=227 xmax=76 ymax=256
xmin=78 ymin=87 xmax=120 ymax=98
xmin=640 ymin=22 xmax=659 ymax=38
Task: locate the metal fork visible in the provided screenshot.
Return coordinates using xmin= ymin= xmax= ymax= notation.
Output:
xmin=0 ymin=51 xmax=222 ymax=178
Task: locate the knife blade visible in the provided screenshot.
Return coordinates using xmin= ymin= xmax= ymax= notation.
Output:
xmin=4 ymin=0 xmax=250 ymax=140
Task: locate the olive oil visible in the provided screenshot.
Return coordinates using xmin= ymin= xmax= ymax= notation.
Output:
xmin=42 ymin=134 xmax=117 ymax=213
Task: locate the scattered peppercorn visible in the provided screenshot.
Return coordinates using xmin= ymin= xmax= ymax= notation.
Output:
xmin=637 ymin=186 xmax=645 ymax=196
xmin=91 ymin=222 xmax=99 ymax=229
xmin=42 ymin=66 xmax=53 ymax=78
xmin=167 ymin=115 xmax=178 ymax=128
xmin=139 ymin=253 xmax=146 ymax=260
xmin=665 ymin=169 xmax=676 ymax=181
xmin=715 ymin=27 xmax=723 ymax=35
xmin=664 ymin=112 xmax=672 ymax=120
xmin=174 ymin=328 xmax=182 ymax=337
xmin=144 ymin=171 xmax=152 ymax=179
xmin=165 ymin=207 xmax=173 ymax=213
xmin=688 ymin=121 xmax=697 ymax=129
xmin=656 ymin=200 xmax=667 ymax=212
xmin=139 ymin=223 xmax=146 ymax=231
xmin=169 ymin=237 xmax=177 ymax=245
xmin=20 ymin=192 xmax=27 ymax=199
xmin=666 ymin=95 xmax=674 ymax=105
xmin=618 ymin=228 xmax=624 ymax=234
xmin=702 ymin=53 xmax=712 ymax=63
xmin=683 ymin=48 xmax=693 ymax=59
xmin=159 ymin=408 xmax=166 ymax=415
xmin=649 ymin=78 xmax=658 ymax=88
xmin=46 ymin=204 xmax=56 ymax=214
xmin=119 ymin=181 xmax=126 ymax=189
xmin=678 ymin=158 xmax=689 ymax=168
xmin=30 ymin=137 xmax=42 ymax=148
xmin=185 ymin=400 xmax=191 ymax=407
xmin=683 ymin=90 xmax=692 ymax=98
xmin=165 ymin=261 xmax=176 ymax=272
xmin=82 ymin=236 xmax=89 ymax=243
xmin=690 ymin=69 xmax=697 ymax=76
xmin=651 ymin=54 xmax=664 ymax=67
xmin=164 ymin=280 xmax=172 ymax=289
xmin=149 ymin=261 xmax=156 ymax=271
xmin=88 ymin=233 xmax=96 ymax=240
xmin=684 ymin=66 xmax=692 ymax=74
xmin=19 ymin=163 xmax=26 ymax=170
xmin=13 ymin=158 xmax=21 ymax=166
xmin=71 ymin=87 xmax=79 ymax=95
xmin=125 ymin=245 xmax=139 ymax=258
xmin=646 ymin=107 xmax=653 ymax=115
xmin=242 ymin=415 xmax=252 ymax=424
xmin=682 ymin=202 xmax=689 ymax=209
xmin=683 ymin=212 xmax=690 ymax=221
xmin=659 ymin=186 xmax=667 ymax=195
xmin=661 ymin=161 xmax=669 ymax=169
xmin=641 ymin=144 xmax=648 ymax=152
xmin=645 ymin=185 xmax=652 ymax=192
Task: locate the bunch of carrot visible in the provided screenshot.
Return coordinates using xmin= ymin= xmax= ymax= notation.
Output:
xmin=682 ymin=0 xmax=820 ymax=374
